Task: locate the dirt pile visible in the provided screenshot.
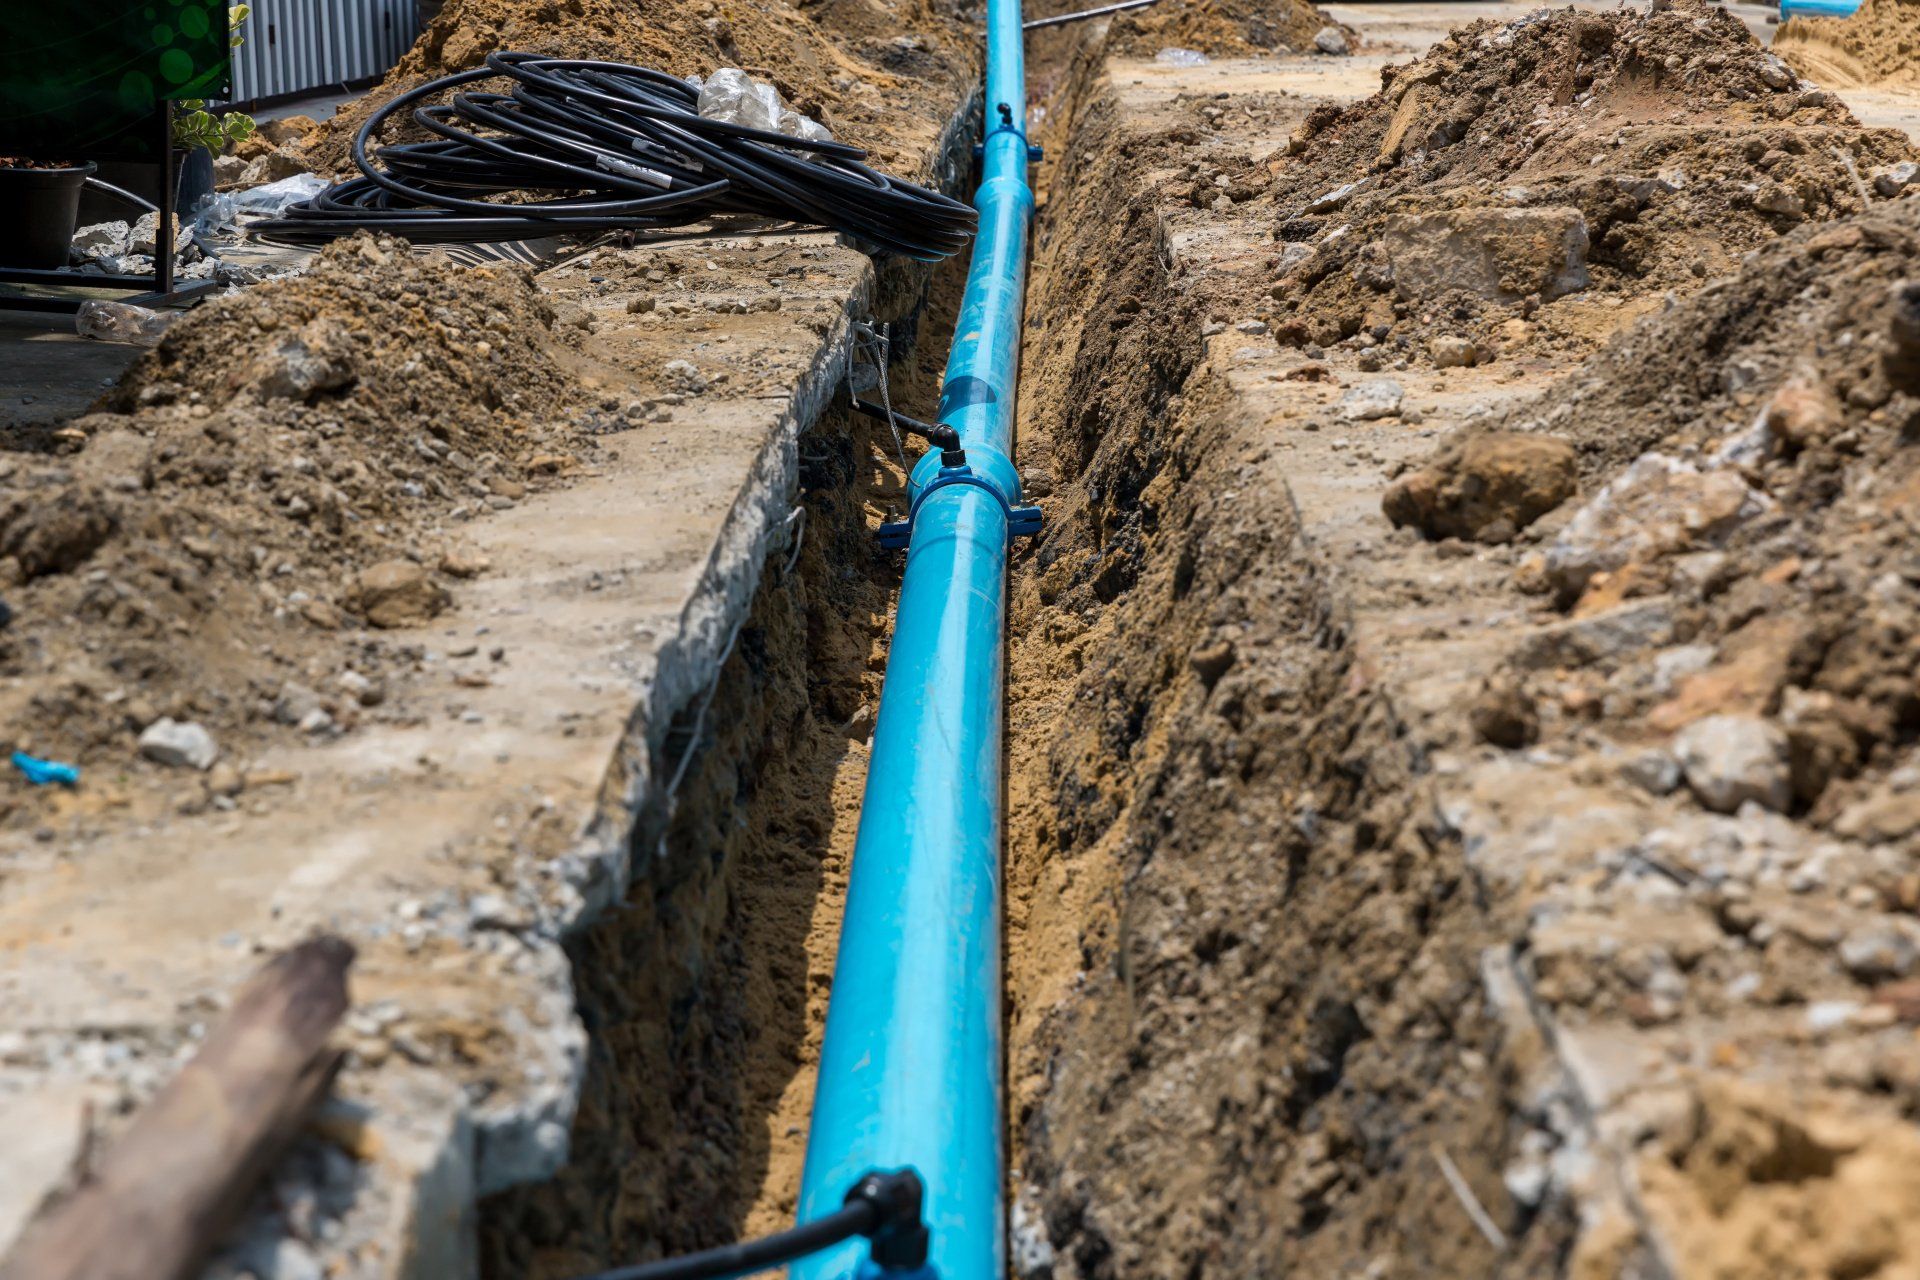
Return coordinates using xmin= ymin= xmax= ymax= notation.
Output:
xmin=1778 ymin=0 xmax=1920 ymax=90
xmin=1261 ymin=1 xmax=1914 ymax=360
xmin=304 ymin=0 xmax=977 ymax=178
xmin=0 ymin=233 xmax=594 ymax=797
xmin=1454 ymin=198 xmax=1920 ymax=830
xmin=1102 ymin=0 xmax=1347 ymax=58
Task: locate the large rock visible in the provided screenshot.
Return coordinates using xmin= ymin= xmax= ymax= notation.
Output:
xmin=1383 ymin=206 xmax=1590 ymax=303
xmin=1382 ymin=430 xmax=1576 ymax=542
xmin=138 ymin=718 xmax=219 ymax=771
xmin=351 ymin=560 xmax=450 ymax=629
xmin=1673 ymin=713 xmax=1792 ymax=814
xmin=1545 ymin=453 xmax=1769 ymax=605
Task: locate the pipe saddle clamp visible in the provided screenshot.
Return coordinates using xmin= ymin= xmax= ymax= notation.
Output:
xmin=876 ymin=459 xmax=1042 ymax=550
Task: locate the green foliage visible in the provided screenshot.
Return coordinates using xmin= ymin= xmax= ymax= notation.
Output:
xmin=172 ymin=7 xmax=255 ymax=154
xmin=173 ymin=101 xmax=255 ymax=153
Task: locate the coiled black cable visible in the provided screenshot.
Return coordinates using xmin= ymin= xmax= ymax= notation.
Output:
xmin=252 ymin=53 xmax=977 ymax=261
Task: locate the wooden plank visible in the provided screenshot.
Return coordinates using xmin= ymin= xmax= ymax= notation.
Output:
xmin=0 ymin=936 xmax=355 ymax=1280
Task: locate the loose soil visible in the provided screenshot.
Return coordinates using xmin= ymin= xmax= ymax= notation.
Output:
xmin=1778 ymin=0 xmax=1920 ymax=90
xmin=1261 ymin=2 xmax=1915 ymax=363
xmin=0 ymin=234 xmax=595 ymax=810
xmin=1101 ymin=0 xmax=1346 ymax=58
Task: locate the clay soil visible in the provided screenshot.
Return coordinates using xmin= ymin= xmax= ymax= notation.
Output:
xmin=1778 ymin=0 xmax=1920 ymax=90
xmin=1260 ymin=4 xmax=1915 ymax=362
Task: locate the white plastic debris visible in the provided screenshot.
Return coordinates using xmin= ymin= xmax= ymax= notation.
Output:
xmin=75 ymin=299 xmax=175 ymax=347
xmin=698 ymin=67 xmax=834 ymax=147
xmin=233 ymin=171 xmax=329 ymax=216
xmin=1155 ymin=47 xmax=1210 ymax=66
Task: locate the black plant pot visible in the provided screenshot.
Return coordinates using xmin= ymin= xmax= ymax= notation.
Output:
xmin=0 ymin=162 xmax=97 ymax=269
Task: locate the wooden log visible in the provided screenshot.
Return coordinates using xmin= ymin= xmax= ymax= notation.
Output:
xmin=0 ymin=936 xmax=355 ymax=1280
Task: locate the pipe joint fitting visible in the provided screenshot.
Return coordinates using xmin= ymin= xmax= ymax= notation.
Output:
xmin=878 ymin=444 xmax=1040 ymax=550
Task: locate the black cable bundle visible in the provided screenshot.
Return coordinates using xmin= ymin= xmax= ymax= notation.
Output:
xmin=252 ymin=52 xmax=977 ymax=261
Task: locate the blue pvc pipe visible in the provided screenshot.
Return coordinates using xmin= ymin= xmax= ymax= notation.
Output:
xmin=791 ymin=3 xmax=1034 ymax=1277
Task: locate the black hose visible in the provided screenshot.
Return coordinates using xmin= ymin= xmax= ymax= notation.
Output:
xmin=84 ymin=176 xmax=159 ymax=213
xmin=252 ymin=53 xmax=977 ymax=261
xmin=850 ymin=396 xmax=967 ymax=466
xmin=568 ymin=1169 xmax=929 ymax=1280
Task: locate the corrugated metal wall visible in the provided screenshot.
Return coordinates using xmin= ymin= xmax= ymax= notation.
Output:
xmin=231 ymin=0 xmax=422 ymax=104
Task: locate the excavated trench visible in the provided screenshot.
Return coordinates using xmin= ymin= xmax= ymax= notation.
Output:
xmin=997 ymin=52 xmax=1568 ymax=1280
xmin=477 ymin=257 xmax=957 ymax=1278
xmin=484 ymin=36 xmax=1566 ymax=1280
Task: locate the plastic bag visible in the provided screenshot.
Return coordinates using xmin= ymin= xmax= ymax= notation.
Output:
xmin=76 ymin=299 xmax=175 ymax=347
xmin=699 ymin=67 xmax=832 ymax=143
xmin=1154 ymin=47 xmax=1210 ymax=66
xmin=190 ymin=191 xmax=242 ymax=238
xmin=233 ymin=172 xmax=330 ymax=217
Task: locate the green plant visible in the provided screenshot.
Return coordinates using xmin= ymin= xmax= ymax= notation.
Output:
xmin=172 ymin=7 xmax=256 ymax=154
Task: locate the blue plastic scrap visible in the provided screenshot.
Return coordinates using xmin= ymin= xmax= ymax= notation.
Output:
xmin=12 ymin=752 xmax=79 ymax=787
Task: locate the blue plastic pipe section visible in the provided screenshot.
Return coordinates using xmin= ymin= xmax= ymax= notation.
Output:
xmin=790 ymin=4 xmax=1034 ymax=1278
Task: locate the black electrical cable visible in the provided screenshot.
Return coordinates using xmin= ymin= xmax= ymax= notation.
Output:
xmin=568 ymin=1169 xmax=929 ymax=1280
xmin=850 ymin=395 xmax=967 ymax=466
xmin=252 ymin=53 xmax=977 ymax=261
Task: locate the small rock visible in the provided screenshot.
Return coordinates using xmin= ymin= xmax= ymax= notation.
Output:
xmin=662 ymin=359 xmax=709 ymax=395
xmin=351 ymin=560 xmax=450 ymax=629
xmin=1306 ymin=175 xmax=1375 ymax=215
xmin=1234 ymin=319 xmax=1270 ymax=336
xmin=1338 ymin=378 xmax=1404 ymax=421
xmin=1760 ymin=373 xmax=1843 ymax=452
xmin=1873 ymin=161 xmax=1920 ymax=197
xmin=1621 ymin=749 xmax=1683 ymax=795
xmin=438 ymin=547 xmax=492 ymax=579
xmin=138 ymin=718 xmax=219 ymax=771
xmin=1840 ymin=917 xmax=1920 ymax=982
xmin=253 ymin=323 xmax=355 ymax=401
xmin=626 ymin=295 xmax=657 ymax=314
xmin=1428 ymin=335 xmax=1480 ymax=369
xmin=1313 ymin=25 xmax=1350 ymax=54
xmin=1673 ymin=714 xmax=1791 ymax=814
xmin=1756 ymin=54 xmax=1793 ymax=91
xmin=206 ymin=762 xmax=245 ymax=798
xmin=1753 ymin=182 xmax=1805 ymax=219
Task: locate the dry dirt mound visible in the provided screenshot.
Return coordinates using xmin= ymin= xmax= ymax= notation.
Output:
xmin=1777 ymin=0 xmax=1920 ymax=90
xmin=1103 ymin=0 xmax=1345 ymax=58
xmin=304 ymin=0 xmax=977 ymax=179
xmin=1263 ymin=1 xmax=1913 ymax=359
xmin=0 ymin=234 xmax=594 ymax=794
xmin=1474 ymin=199 xmax=1920 ymax=824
